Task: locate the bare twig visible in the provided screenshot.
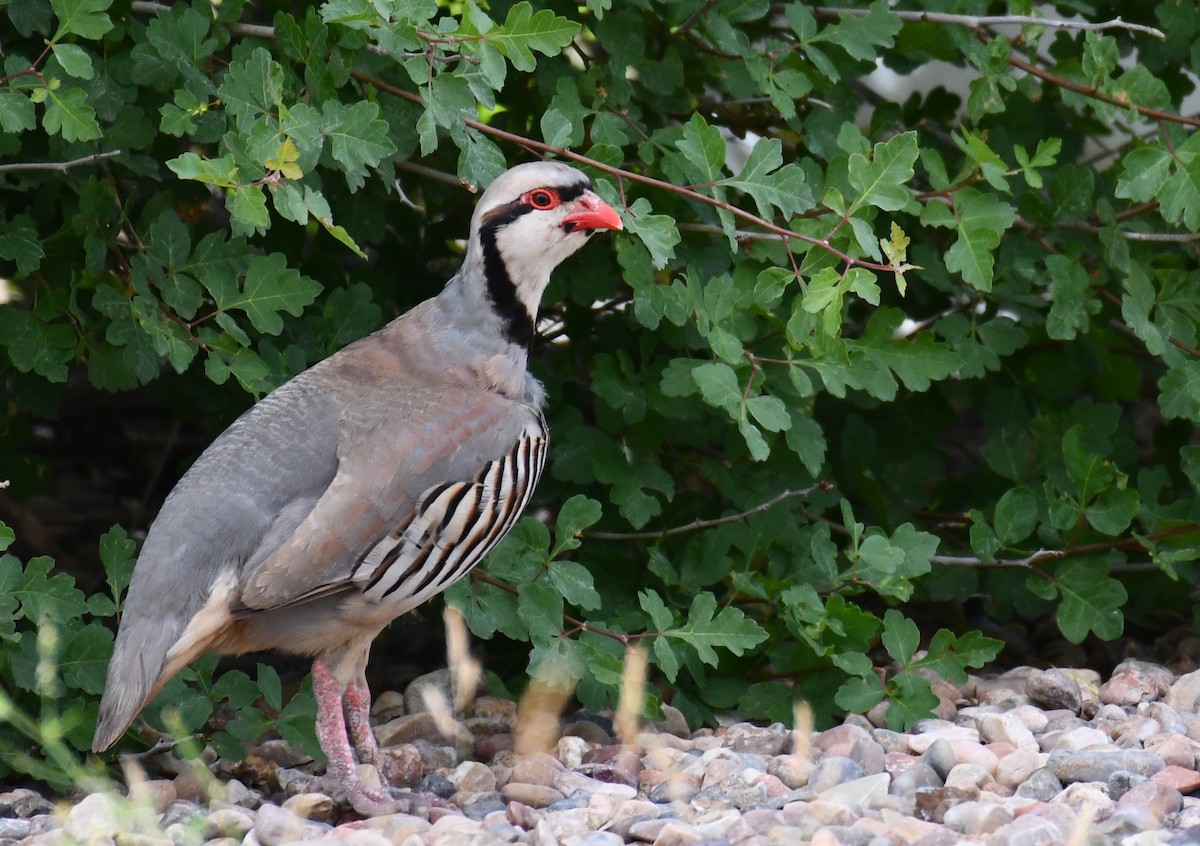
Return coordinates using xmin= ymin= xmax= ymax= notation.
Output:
xmin=931 ymin=549 xmax=1065 ymax=569
xmin=0 ymin=150 xmax=121 ymax=174
xmin=810 ymin=7 xmax=1166 ymax=40
xmin=590 ymin=485 xmax=824 ymax=541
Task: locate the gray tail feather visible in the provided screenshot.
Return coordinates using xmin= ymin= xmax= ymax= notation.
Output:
xmin=92 ymin=619 xmax=180 ymax=752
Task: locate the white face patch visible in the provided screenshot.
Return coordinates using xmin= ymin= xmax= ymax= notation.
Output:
xmin=492 ymin=209 xmax=592 ymax=314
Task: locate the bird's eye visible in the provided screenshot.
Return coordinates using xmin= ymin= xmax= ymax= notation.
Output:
xmin=527 ymin=189 xmax=559 ymax=210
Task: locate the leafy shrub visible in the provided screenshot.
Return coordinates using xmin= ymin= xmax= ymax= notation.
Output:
xmin=3 ymin=0 xmax=1200 ymax=786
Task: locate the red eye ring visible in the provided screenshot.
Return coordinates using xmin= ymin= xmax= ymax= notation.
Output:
xmin=527 ymin=188 xmax=560 ymax=210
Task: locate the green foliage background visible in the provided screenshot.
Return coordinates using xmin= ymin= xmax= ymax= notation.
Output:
xmin=3 ymin=0 xmax=1200 ymax=784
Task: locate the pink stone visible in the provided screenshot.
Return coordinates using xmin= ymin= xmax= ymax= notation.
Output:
xmin=1152 ymin=765 xmax=1200 ymax=794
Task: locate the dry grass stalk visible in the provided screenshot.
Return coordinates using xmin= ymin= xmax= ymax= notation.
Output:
xmin=792 ymin=700 xmax=814 ymax=760
xmin=615 ymin=644 xmax=647 ymax=748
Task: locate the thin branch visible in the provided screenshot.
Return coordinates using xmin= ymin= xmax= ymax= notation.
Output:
xmin=1005 ymin=52 xmax=1200 ymax=128
xmin=349 ymin=70 xmax=898 ymax=273
xmin=0 ymin=150 xmax=121 ymax=174
xmin=590 ymin=485 xmax=826 ymax=541
xmin=931 ymin=549 xmax=1065 ymax=569
xmin=810 ymin=7 xmax=1165 ymax=40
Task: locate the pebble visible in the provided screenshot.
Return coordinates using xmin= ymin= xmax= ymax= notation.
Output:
xmin=16 ymin=660 xmax=1200 ymax=845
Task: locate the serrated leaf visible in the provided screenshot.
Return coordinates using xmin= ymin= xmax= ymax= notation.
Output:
xmin=218 ymin=254 xmax=322 ymax=335
xmin=665 ymin=592 xmax=768 ymax=666
xmin=59 ymin=621 xmax=113 ymax=694
xmin=517 ymin=581 xmax=564 ymax=638
xmin=322 ymin=100 xmax=396 ymax=190
xmin=639 ymin=588 xmax=675 ymax=632
xmin=1115 ymin=146 xmax=1171 ymax=203
xmin=167 ymin=153 xmax=240 ymax=188
xmin=692 ymin=361 xmax=741 ymax=415
xmin=915 ymin=629 xmax=1003 ymax=683
xmin=1046 ymin=254 xmax=1094 ymax=340
xmin=488 ymin=2 xmax=579 ymax=72
xmin=547 ymin=560 xmax=601 ymax=610
xmin=619 ymin=197 xmax=678 ymax=270
xmin=719 ymin=139 xmax=814 ymax=219
xmin=847 ymin=131 xmax=917 ymax=212
xmin=51 ymin=0 xmax=113 ymax=40
xmin=228 ymin=185 xmax=270 ymax=238
xmin=0 ymin=91 xmax=37 ymax=133
xmin=834 ymin=675 xmax=885 ymax=712
xmin=0 ymin=215 xmax=45 ymax=274
xmin=1159 ymin=141 xmax=1200 ymax=231
xmin=99 ymin=525 xmax=135 ymax=608
xmin=1160 ymin=360 xmax=1200 ymax=423
xmin=676 ymin=113 xmax=726 ymax=185
xmin=218 ymin=47 xmax=282 ymax=130
xmin=257 ymin=663 xmax=282 ymax=711
xmin=42 ymin=85 xmax=101 ymax=142
xmin=1056 ymin=559 xmax=1126 ymax=643
xmin=944 ymin=188 xmax=1016 ymax=291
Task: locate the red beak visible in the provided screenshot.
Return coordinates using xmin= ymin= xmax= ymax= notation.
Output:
xmin=563 ymin=191 xmax=623 ymax=232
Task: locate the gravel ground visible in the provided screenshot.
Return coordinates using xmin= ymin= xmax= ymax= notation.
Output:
xmin=6 ymin=659 xmax=1200 ymax=845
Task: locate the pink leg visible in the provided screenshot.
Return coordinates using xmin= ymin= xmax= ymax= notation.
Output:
xmin=311 ymin=659 xmax=403 ymax=816
xmin=344 ymin=680 xmax=381 ymax=767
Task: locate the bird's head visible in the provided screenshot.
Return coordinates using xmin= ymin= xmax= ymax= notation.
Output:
xmin=466 ymin=161 xmax=622 ymax=347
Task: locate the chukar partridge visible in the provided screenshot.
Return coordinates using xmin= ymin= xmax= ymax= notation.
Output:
xmin=92 ymin=161 xmax=623 ymax=815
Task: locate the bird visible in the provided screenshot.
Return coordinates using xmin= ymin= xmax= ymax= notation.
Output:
xmin=92 ymin=160 xmax=623 ymax=815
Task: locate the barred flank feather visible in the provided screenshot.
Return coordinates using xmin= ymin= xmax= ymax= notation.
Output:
xmin=353 ymin=421 xmax=548 ymax=606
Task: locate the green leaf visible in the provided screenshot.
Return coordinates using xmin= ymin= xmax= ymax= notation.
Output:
xmin=1158 ymin=140 xmax=1200 ymax=231
xmin=217 ymin=47 xmax=282 ymax=130
xmin=0 ymin=215 xmax=45 ymax=274
xmin=322 ymin=100 xmax=396 ymax=190
xmin=1055 ymin=559 xmax=1127 ymax=643
xmin=0 ymin=309 xmax=76 ymax=381
xmin=994 ymin=486 xmax=1037 ymax=545
xmin=554 ymin=495 xmax=602 ymax=554
xmin=847 ymin=131 xmax=918 ymax=212
xmin=517 ymin=582 xmax=564 ymax=638
xmin=719 ymin=138 xmax=814 ymax=219
xmin=943 ymin=188 xmax=1016 ymax=291
xmin=835 ymin=675 xmax=885 ymax=713
xmin=167 ymin=153 xmax=241 ymax=188
xmin=487 ymin=2 xmax=580 ymax=72
xmin=218 ymin=254 xmax=322 ymax=335
xmin=618 ymin=197 xmax=678 ymax=270
xmin=52 ymin=44 xmax=94 ymax=79
xmin=880 ymin=609 xmax=919 ymax=664
xmin=1086 ymin=488 xmax=1140 ymax=536
xmin=1160 ymin=360 xmax=1200 ymax=423
xmin=42 ymin=85 xmax=101 ymax=142
xmin=818 ymin=1 xmax=900 ymax=61
xmin=0 ymin=91 xmax=37 ymax=133
xmin=884 ymin=673 xmax=939 ymax=731
xmin=1115 ymin=146 xmax=1172 ymax=203
xmin=98 ymin=526 xmax=135 ymax=609
xmin=915 ymin=629 xmax=1003 ymax=683
xmin=676 ymin=113 xmax=726 ymax=185
xmin=1045 ymin=254 xmax=1094 ymax=340
xmin=664 ymin=592 xmax=768 ymax=666
xmin=51 ymin=0 xmax=113 ymax=40
xmin=692 ymin=361 xmax=741 ymax=415
xmin=547 ymin=561 xmax=602 ymax=611
xmin=228 ymin=185 xmax=270 ymax=238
